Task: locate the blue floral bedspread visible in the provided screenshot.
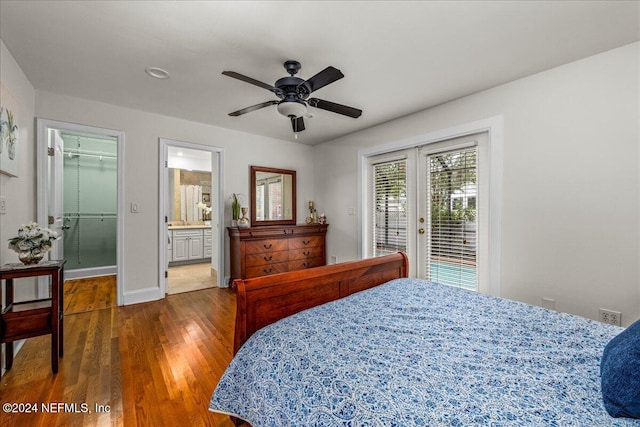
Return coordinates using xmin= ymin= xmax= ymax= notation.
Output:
xmin=210 ymin=278 xmax=639 ymax=426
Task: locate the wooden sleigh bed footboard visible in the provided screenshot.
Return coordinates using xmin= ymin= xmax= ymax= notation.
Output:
xmin=232 ymin=252 xmax=409 ymax=353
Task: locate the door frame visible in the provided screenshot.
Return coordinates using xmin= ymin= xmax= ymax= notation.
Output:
xmin=357 ymin=116 xmax=503 ymax=296
xmin=36 ymin=118 xmax=125 ymax=304
xmin=158 ymin=138 xmax=225 ymax=295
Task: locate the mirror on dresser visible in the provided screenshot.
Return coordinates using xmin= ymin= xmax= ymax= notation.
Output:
xmin=250 ymin=166 xmax=296 ymax=226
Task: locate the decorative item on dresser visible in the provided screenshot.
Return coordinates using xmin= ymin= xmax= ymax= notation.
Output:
xmin=227 ymin=223 xmax=328 ymax=286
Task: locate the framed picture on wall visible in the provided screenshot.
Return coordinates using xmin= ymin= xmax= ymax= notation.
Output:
xmin=202 ymin=193 xmax=210 ymax=203
xmin=0 ymin=83 xmax=19 ymax=177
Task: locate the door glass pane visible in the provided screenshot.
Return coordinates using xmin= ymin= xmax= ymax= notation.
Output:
xmin=427 ymin=147 xmax=477 ymax=290
xmin=373 ymin=159 xmax=407 ymax=256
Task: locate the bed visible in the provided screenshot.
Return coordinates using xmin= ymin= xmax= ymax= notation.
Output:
xmin=210 ymin=253 xmax=640 ymax=426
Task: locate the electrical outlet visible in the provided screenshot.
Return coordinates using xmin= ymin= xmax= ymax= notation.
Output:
xmin=599 ymin=308 xmax=622 ymax=326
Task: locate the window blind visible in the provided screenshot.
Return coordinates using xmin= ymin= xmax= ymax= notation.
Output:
xmin=427 ymin=147 xmax=477 ymax=290
xmin=373 ymin=159 xmax=407 ymax=256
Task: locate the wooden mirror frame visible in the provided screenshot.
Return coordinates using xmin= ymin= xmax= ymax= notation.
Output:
xmin=250 ymin=166 xmax=297 ymax=226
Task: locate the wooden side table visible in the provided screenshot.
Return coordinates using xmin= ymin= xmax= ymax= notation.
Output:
xmin=0 ymin=260 xmax=66 ymax=374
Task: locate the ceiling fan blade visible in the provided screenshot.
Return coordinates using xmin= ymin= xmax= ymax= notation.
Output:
xmin=291 ymin=116 xmax=305 ymax=132
xmin=228 ymin=100 xmax=278 ymax=116
xmin=300 ymin=66 xmax=344 ymax=94
xmin=308 ymin=98 xmax=362 ymax=118
xmin=222 ymin=71 xmax=281 ymax=94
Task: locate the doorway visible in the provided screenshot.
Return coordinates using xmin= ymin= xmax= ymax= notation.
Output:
xmin=37 ymin=119 xmax=124 ymax=304
xmin=159 ymin=139 xmax=224 ymax=295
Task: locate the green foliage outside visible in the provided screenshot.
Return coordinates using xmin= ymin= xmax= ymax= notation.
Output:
xmin=430 ymin=150 xmax=476 ymax=224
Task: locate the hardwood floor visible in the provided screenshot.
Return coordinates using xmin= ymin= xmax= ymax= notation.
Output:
xmin=0 ymin=281 xmax=239 ymax=427
xmin=64 ymin=275 xmax=117 ymax=314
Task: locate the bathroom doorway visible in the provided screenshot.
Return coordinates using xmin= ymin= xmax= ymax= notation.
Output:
xmin=159 ymin=139 xmax=224 ymax=295
xmin=37 ymin=119 xmax=124 ymax=304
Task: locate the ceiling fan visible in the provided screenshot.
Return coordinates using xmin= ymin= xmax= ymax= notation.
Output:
xmin=222 ymin=60 xmax=362 ymax=136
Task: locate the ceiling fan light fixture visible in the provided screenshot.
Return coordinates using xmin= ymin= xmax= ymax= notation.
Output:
xmin=277 ymin=101 xmax=307 ymax=118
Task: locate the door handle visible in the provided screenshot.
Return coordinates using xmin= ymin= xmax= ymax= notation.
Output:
xmin=418 ymin=228 xmax=425 ymax=234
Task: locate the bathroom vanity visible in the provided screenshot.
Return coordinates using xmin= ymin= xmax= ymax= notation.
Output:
xmin=168 ymin=225 xmax=212 ymax=264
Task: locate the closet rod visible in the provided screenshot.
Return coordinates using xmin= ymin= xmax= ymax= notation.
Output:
xmin=60 ymin=133 xmax=117 ymax=144
xmin=64 ymin=213 xmax=117 ymax=218
xmin=62 ymin=149 xmax=116 ymax=161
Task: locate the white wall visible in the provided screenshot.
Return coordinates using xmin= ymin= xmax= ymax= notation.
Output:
xmin=35 ymin=91 xmax=314 ymax=301
xmin=0 ymin=39 xmax=37 ymax=374
xmin=0 ymin=40 xmax=37 ymax=301
xmin=314 ymin=42 xmax=640 ymax=326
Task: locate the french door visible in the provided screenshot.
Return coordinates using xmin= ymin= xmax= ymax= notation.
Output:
xmin=369 ymin=131 xmax=489 ymax=293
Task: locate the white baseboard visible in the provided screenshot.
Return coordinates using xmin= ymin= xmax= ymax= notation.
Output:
xmin=65 ymin=266 xmax=117 ymax=280
xmin=122 ymin=286 xmax=163 ymax=305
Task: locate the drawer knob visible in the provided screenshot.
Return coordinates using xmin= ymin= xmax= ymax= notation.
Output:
xmin=263 ymin=255 xmax=272 ymax=261
xmin=263 ymin=243 xmax=272 ymax=249
xmin=303 ymin=251 xmax=310 ymax=256
xmin=303 ymin=240 xmax=310 ymax=245
xmin=303 ymin=262 xmax=310 ymax=267
xmin=263 ymin=268 xmax=273 ymax=274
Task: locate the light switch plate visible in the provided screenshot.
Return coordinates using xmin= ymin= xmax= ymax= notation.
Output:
xmin=0 ymin=197 xmax=6 ymax=214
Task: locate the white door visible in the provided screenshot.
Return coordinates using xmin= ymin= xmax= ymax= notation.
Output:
xmin=48 ymin=130 xmax=65 ymax=261
xmin=416 ymin=132 xmax=489 ymax=292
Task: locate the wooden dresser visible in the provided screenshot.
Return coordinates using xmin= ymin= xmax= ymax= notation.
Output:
xmin=227 ymin=224 xmax=328 ymax=285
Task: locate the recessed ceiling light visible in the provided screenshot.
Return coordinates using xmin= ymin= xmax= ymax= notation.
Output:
xmin=177 ymin=151 xmax=183 ymax=156
xmin=145 ymin=67 xmax=170 ymax=79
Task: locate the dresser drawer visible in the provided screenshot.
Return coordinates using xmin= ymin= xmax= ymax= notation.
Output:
xmin=2 ymin=301 xmax=52 ymax=341
xmin=246 ymin=261 xmax=288 ymax=278
xmin=289 ymin=236 xmax=323 ymax=249
xmin=289 ymin=246 xmax=323 ymax=261
xmin=288 ymin=257 xmax=323 ymax=271
xmin=245 ymin=239 xmax=288 ymax=255
xmin=245 ymin=250 xmax=289 ymax=267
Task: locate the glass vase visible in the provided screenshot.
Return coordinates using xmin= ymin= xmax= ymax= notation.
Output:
xmin=237 ymin=207 xmax=250 ymax=228
xmin=18 ymin=250 xmax=45 ymax=265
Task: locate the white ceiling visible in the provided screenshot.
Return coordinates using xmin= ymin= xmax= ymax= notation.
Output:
xmin=167 ymin=146 xmax=212 ymax=172
xmin=1 ymin=1 xmax=638 ymax=146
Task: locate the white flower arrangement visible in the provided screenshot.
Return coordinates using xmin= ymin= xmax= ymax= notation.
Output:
xmin=196 ymin=201 xmax=212 ymax=215
xmin=8 ymin=222 xmax=59 ymax=255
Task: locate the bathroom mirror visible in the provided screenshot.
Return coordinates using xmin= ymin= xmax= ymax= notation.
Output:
xmin=250 ymin=166 xmax=296 ymax=226
xmin=167 ymin=168 xmax=212 ymax=223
